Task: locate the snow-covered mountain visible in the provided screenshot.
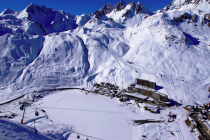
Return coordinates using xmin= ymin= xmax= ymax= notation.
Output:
xmin=157 ymin=0 xmax=210 ymax=13
xmin=0 ymin=0 xmax=210 ymax=105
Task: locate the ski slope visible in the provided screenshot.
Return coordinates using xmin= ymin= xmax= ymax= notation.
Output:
xmin=0 ymin=118 xmax=52 ymax=140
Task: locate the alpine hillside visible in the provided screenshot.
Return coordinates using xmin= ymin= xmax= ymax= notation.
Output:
xmin=0 ymin=0 xmax=210 ymax=105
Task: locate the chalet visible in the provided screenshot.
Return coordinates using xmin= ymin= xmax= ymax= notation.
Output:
xmin=185 ymin=117 xmax=197 ymax=129
xmin=184 ymin=105 xmax=194 ymax=111
xmin=110 ymin=94 xmax=114 ymax=99
xmin=201 ymin=121 xmax=210 ymax=135
xmin=104 ymin=93 xmax=109 ymax=97
xmin=93 ymin=83 xmax=100 ymax=87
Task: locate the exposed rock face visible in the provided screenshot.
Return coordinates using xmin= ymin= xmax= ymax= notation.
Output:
xmin=122 ymin=10 xmax=132 ymax=18
xmin=130 ymin=1 xmax=135 ymax=6
xmin=171 ymin=0 xmax=198 ymax=6
xmin=114 ymin=0 xmax=126 ymax=11
xmin=1 ymin=8 xmax=14 ymax=15
xmin=94 ymin=4 xmax=113 ymax=19
xmin=184 ymin=0 xmax=201 ymax=4
xmin=180 ymin=13 xmax=191 ymax=19
xmin=94 ymin=1 xmax=152 ymax=19
xmin=157 ymin=0 xmax=209 ymax=13
xmin=135 ymin=2 xmax=142 ymax=14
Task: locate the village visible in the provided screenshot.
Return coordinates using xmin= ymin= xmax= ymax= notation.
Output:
xmin=93 ymin=78 xmax=179 ymax=114
xmin=92 ymin=78 xmax=210 ymax=140
xmin=184 ymin=103 xmax=210 ymax=140
xmin=0 ymin=78 xmax=210 ymax=140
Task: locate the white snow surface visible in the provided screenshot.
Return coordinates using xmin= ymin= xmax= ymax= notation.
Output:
xmin=160 ymin=0 xmax=210 ymax=13
xmin=0 ymin=89 xmax=198 ymax=140
xmin=0 ymin=0 xmax=210 ymax=105
xmin=0 ymin=118 xmax=52 ymax=140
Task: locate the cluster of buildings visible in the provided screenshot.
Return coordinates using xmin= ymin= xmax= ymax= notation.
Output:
xmin=93 ymin=78 xmax=181 ymax=115
xmin=93 ymin=78 xmax=172 ymax=114
xmin=93 ymin=82 xmax=123 ymax=99
xmin=127 ymin=78 xmax=168 ymax=103
xmin=184 ymin=104 xmax=210 ymax=140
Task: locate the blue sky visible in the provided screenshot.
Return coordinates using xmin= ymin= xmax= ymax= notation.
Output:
xmin=0 ymin=0 xmax=172 ymax=15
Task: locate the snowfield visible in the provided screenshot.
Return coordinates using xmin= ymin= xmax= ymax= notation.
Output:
xmin=0 ymin=0 xmax=210 ymax=105
xmin=0 ymin=118 xmax=52 ymax=140
xmin=0 ymin=0 xmax=210 ymax=139
xmin=0 ymin=89 xmax=198 ymax=140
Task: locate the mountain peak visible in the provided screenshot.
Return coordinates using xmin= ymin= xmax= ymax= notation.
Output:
xmin=135 ymin=2 xmax=142 ymax=14
xmin=26 ymin=3 xmax=51 ymax=15
xmin=114 ymin=0 xmax=126 ymax=11
xmin=94 ymin=3 xmax=113 ymax=19
xmin=1 ymin=8 xmax=14 ymax=15
xmin=130 ymin=1 xmax=135 ymax=6
xmin=28 ymin=3 xmax=35 ymax=7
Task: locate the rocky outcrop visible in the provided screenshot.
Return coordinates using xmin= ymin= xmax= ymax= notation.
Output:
xmin=94 ymin=4 xmax=113 ymax=19
xmin=122 ymin=10 xmax=132 ymax=18
xmin=135 ymin=2 xmax=142 ymax=14
xmin=94 ymin=1 xmax=152 ymax=19
xmin=114 ymin=0 xmax=126 ymax=11
xmin=1 ymin=8 xmax=15 ymax=15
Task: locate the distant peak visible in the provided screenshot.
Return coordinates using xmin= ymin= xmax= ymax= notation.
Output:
xmin=162 ymin=0 xmax=210 ymax=12
xmin=1 ymin=8 xmax=14 ymax=15
xmin=29 ymin=3 xmax=35 ymax=6
xmin=27 ymin=3 xmax=36 ymax=9
xmin=94 ymin=3 xmax=113 ymax=19
xmin=114 ymin=0 xmax=126 ymax=11
xmin=130 ymin=1 xmax=135 ymax=6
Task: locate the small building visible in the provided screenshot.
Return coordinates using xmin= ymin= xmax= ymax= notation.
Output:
xmin=104 ymin=93 xmax=109 ymax=97
xmin=94 ymin=83 xmax=100 ymax=88
xmin=201 ymin=121 xmax=210 ymax=134
xmin=94 ymin=90 xmax=99 ymax=93
xmin=127 ymin=86 xmax=134 ymax=92
xmin=185 ymin=117 xmax=197 ymax=129
xmin=150 ymin=92 xmax=160 ymax=101
xmin=132 ymin=87 xmax=139 ymax=93
xmin=159 ymin=94 xmax=168 ymax=102
xmin=206 ymin=14 xmax=210 ymax=21
xmin=135 ymin=78 xmax=156 ymax=90
xmin=184 ymin=105 xmax=193 ymax=111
